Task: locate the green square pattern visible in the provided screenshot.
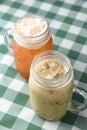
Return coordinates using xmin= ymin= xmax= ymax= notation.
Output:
xmin=12 ymin=2 xmax=22 ymax=8
xmin=64 ymin=17 xmax=74 ymax=24
xmin=75 ymin=36 xmax=87 ymax=44
xmin=2 ymin=13 xmax=13 ymax=21
xmin=0 ymin=45 xmax=8 ymax=54
xmin=83 ymin=22 xmax=87 ymax=29
xmin=28 ymin=7 xmax=38 ymax=13
xmin=0 ymin=0 xmax=4 ymax=4
xmin=68 ymin=50 xmax=80 ymax=59
xmin=0 ymin=85 xmax=7 ymax=97
xmin=26 ymin=123 xmax=42 ymax=130
xmin=56 ymin=29 xmax=67 ymax=38
xmin=46 ymin=12 xmax=56 ymax=19
xmin=0 ymin=114 xmax=17 ymax=129
xmin=0 ymin=0 xmax=87 ymax=130
xmin=14 ymin=92 xmax=29 ymax=106
xmin=53 ymin=1 xmax=63 ymax=7
xmin=80 ymin=73 xmax=87 ymax=83
xmin=5 ymin=67 xmax=17 ymax=78
xmin=71 ymin=5 xmax=81 ymax=11
xmin=61 ymin=111 xmax=78 ymax=125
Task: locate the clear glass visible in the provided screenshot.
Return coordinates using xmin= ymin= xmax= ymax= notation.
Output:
xmin=29 ymin=50 xmax=87 ymax=121
xmin=3 ymin=14 xmax=53 ymax=79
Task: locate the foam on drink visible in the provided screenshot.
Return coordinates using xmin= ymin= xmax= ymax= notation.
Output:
xmin=15 ymin=15 xmax=48 ymax=37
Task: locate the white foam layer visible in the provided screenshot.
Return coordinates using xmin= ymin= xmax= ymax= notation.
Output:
xmin=16 ymin=15 xmax=48 ymax=37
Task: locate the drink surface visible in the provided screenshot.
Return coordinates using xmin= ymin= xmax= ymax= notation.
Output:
xmin=35 ymin=59 xmax=67 ymax=79
xmin=15 ymin=15 xmax=48 ymax=37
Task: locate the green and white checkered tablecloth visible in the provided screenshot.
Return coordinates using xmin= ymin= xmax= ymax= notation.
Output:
xmin=0 ymin=0 xmax=87 ymax=130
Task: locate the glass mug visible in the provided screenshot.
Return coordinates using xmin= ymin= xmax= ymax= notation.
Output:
xmin=29 ymin=50 xmax=87 ymax=121
xmin=3 ymin=14 xmax=53 ymax=79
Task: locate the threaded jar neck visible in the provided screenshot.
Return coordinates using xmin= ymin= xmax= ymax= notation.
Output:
xmin=30 ymin=50 xmax=73 ymax=88
xmin=13 ymin=14 xmax=51 ymax=49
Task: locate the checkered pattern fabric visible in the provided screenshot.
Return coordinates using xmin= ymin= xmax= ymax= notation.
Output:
xmin=0 ymin=0 xmax=87 ymax=130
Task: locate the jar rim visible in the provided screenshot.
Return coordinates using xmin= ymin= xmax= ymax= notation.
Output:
xmin=30 ymin=50 xmax=72 ymax=88
xmin=13 ymin=14 xmax=51 ymax=49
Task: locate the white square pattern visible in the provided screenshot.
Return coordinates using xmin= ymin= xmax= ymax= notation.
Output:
xmin=23 ymin=0 xmax=35 ymax=6
xmin=0 ymin=98 xmax=12 ymax=113
xmin=0 ymin=73 xmax=3 ymax=80
xmin=19 ymin=107 xmax=35 ymax=122
xmin=60 ymin=39 xmax=73 ymax=49
xmin=9 ymin=79 xmax=25 ymax=92
xmin=58 ymin=8 xmax=70 ymax=16
xmin=40 ymin=2 xmax=52 ymax=11
xmin=50 ymin=20 xmax=62 ymax=29
xmin=43 ymin=120 xmax=60 ymax=130
xmin=73 ymin=61 xmax=86 ymax=72
xmin=76 ymin=12 xmax=87 ymax=22
xmin=81 ymin=45 xmax=87 ymax=55
xmin=65 ymin=0 xmax=76 ymax=4
xmin=5 ymin=21 xmax=14 ymax=29
xmin=1 ymin=55 xmax=14 ymax=66
xmin=83 ymin=1 xmax=87 ymax=8
xmin=0 ymin=5 xmax=9 ymax=13
xmin=72 ymin=126 xmax=81 ymax=130
xmin=68 ymin=25 xmax=81 ymax=35
xmin=14 ymin=10 xmax=27 ymax=17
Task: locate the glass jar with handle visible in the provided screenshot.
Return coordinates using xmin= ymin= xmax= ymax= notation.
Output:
xmin=3 ymin=14 xmax=53 ymax=79
xmin=29 ymin=50 xmax=87 ymax=121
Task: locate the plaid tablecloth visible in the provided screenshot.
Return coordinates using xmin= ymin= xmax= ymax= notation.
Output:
xmin=0 ymin=0 xmax=87 ymax=130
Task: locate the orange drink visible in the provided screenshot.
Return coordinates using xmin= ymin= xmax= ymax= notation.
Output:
xmin=12 ymin=35 xmax=52 ymax=79
xmin=4 ymin=14 xmax=53 ymax=79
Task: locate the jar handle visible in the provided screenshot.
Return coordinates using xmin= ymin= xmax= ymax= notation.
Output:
xmin=3 ymin=28 xmax=14 ymax=53
xmin=69 ymin=84 xmax=87 ymax=112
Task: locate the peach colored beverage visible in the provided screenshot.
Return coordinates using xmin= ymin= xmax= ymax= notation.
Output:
xmin=12 ymin=39 xmax=52 ymax=79
xmin=4 ymin=14 xmax=53 ymax=79
xmin=13 ymin=15 xmax=53 ymax=79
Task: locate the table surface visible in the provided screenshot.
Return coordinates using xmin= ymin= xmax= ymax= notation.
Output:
xmin=0 ymin=0 xmax=87 ymax=130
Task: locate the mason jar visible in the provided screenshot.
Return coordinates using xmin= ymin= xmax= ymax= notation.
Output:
xmin=29 ymin=50 xmax=87 ymax=121
xmin=3 ymin=14 xmax=53 ymax=79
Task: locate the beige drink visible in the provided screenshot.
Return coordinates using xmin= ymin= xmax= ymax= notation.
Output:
xmin=29 ymin=51 xmax=74 ymax=121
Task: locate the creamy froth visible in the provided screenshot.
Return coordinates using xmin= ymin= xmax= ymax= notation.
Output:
xmin=15 ymin=15 xmax=48 ymax=37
